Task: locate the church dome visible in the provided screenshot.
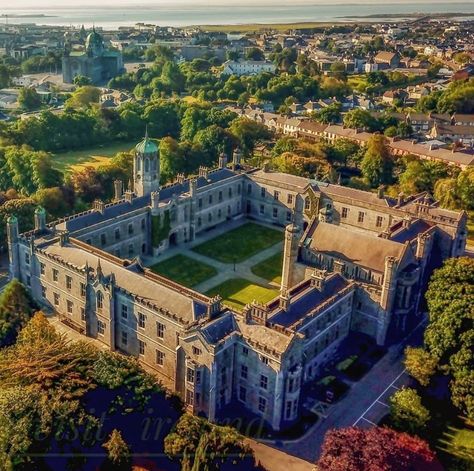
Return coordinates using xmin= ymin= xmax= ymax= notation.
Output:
xmin=85 ymin=29 xmax=104 ymax=55
xmin=135 ymin=134 xmax=158 ymax=155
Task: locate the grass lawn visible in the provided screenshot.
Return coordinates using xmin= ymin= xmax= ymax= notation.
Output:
xmin=437 ymin=422 xmax=474 ymax=466
xmin=149 ymin=254 xmax=217 ymax=288
xmin=52 ymin=140 xmax=137 ymax=173
xmin=467 ymin=211 xmax=474 ymax=246
xmin=251 ymin=252 xmax=283 ymax=283
xmin=200 ymin=21 xmax=352 ymax=33
xmin=193 ymin=223 xmax=283 ymax=263
xmin=205 ymin=278 xmax=278 ymax=311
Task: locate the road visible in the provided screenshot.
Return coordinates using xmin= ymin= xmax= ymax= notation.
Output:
xmin=260 ymin=318 xmax=426 ymax=463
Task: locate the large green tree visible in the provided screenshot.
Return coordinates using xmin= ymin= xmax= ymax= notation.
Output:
xmin=419 ymin=257 xmax=474 ymax=420
xmin=0 ymin=280 xmax=36 ymax=347
xmin=361 ymin=134 xmax=393 ymax=187
xmin=165 ymin=414 xmax=254 ymax=471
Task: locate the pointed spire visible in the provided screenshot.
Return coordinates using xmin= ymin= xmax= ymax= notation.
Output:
xmin=144 ymin=124 xmax=149 ymax=140
xmin=96 ymin=258 xmax=102 ymax=278
xmin=128 ymin=178 xmax=132 ymax=191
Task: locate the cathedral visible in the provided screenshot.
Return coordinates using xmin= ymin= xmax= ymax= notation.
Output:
xmin=62 ymin=28 xmax=124 ymax=85
xmin=7 ymin=133 xmax=467 ymax=431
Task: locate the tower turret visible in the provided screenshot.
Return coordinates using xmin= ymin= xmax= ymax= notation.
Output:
xmin=279 ymin=223 xmax=300 ymax=310
xmin=34 ymin=206 xmax=47 ymax=233
xmin=134 ymin=129 xmax=160 ymax=197
xmin=7 ymin=215 xmax=20 ymax=279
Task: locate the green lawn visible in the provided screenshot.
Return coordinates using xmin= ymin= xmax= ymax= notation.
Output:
xmin=52 ymin=140 xmax=137 ymax=173
xmin=438 ymin=422 xmax=474 ymax=466
xmin=205 ymin=278 xmax=278 ymax=311
xmin=467 ymin=211 xmax=474 ymax=246
xmin=193 ymin=223 xmax=283 ymax=263
xmin=251 ymin=252 xmax=283 ymax=284
xmin=149 ymin=254 xmax=217 ymax=288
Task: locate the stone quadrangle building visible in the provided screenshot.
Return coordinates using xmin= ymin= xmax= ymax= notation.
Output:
xmin=7 ymin=134 xmax=467 ymax=431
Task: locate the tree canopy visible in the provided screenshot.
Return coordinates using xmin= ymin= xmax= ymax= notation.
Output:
xmin=317 ymin=426 xmax=442 ymax=471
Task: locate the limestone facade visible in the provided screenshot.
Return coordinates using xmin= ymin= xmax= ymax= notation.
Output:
xmin=7 ymin=135 xmax=467 ymax=431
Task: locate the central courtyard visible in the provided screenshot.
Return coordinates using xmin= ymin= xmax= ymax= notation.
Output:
xmin=148 ymin=221 xmax=284 ymax=310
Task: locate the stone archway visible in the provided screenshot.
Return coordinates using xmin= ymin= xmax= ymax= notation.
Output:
xmin=169 ymin=232 xmax=178 ymax=246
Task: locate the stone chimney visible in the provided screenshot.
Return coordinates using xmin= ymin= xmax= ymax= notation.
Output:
xmin=232 ymin=147 xmax=242 ymax=170
xmin=198 ymin=166 xmax=209 ymax=179
xmin=151 ymin=190 xmax=160 ymax=210
xmin=93 ymin=199 xmax=105 ymax=214
xmin=377 ymin=186 xmax=385 ymax=199
xmin=34 ymin=206 xmax=47 ymax=233
xmin=176 ymin=173 xmax=185 ymax=184
xmin=113 ymin=180 xmax=123 ymax=202
xmin=218 ymin=152 xmax=227 ymax=169
xmin=189 ymin=178 xmax=197 ymax=197
xmin=397 ymin=192 xmax=404 ymax=207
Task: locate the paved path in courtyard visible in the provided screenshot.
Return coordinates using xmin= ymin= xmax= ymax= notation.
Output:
xmin=143 ymin=218 xmax=285 ymax=293
xmin=190 ymin=241 xmax=283 ymax=293
xmin=260 ymin=318 xmax=426 ymax=463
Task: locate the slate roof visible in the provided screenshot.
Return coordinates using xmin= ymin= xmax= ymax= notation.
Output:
xmin=58 ymin=168 xmax=238 ymax=233
xmin=43 ymin=241 xmax=208 ymax=323
xmin=201 ymin=312 xmax=236 ymax=344
xmin=305 ymin=221 xmax=406 ymax=272
xmin=389 ymin=219 xmax=433 ymax=244
xmin=269 ymin=274 xmax=351 ymax=328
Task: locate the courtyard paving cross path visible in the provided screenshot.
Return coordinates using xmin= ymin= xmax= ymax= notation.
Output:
xmin=190 ymin=241 xmax=283 ymax=293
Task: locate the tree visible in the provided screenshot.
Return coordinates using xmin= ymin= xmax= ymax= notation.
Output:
xmin=390 ymin=387 xmax=430 ymax=434
xmin=404 ymin=347 xmax=437 ymax=387
xmin=314 ymin=102 xmax=342 ymax=124
xmin=34 ymin=187 xmax=71 ymax=219
xmin=330 ymin=62 xmax=347 ymax=81
xmin=66 ymin=85 xmax=101 ymax=109
xmin=73 ymin=75 xmax=92 ymax=86
xmin=343 ymin=109 xmax=378 ymax=131
xmin=318 ymin=426 xmax=441 ymax=471
xmin=434 ymin=177 xmax=458 ymax=209
xmin=455 ymin=167 xmax=474 ymax=210
xmin=0 ymin=279 xmax=36 ymax=347
xmin=18 ymin=87 xmax=42 ymax=111
xmin=102 ymin=429 xmax=131 ymax=470
xmin=423 ymin=257 xmax=474 ymax=419
xmin=361 ymin=134 xmax=393 ymax=187
xmin=165 ymin=414 xmax=254 ymax=471
xmin=161 ymin=61 xmax=186 ymax=93
xmin=229 ymin=117 xmax=270 ymax=157
xmin=245 ymin=47 xmax=265 ymax=61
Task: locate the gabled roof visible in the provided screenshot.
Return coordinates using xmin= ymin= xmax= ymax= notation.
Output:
xmin=305 ymin=221 xmax=406 ymax=272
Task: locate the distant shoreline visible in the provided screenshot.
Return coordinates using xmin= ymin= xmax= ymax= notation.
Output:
xmin=338 ymin=11 xmax=474 ymax=19
xmin=0 ymin=14 xmax=57 ymax=18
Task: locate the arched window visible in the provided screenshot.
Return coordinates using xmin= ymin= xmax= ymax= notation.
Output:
xmin=97 ymin=291 xmax=103 ymax=309
xmin=144 ymin=158 xmax=150 ymax=172
xmin=136 ymin=157 xmax=141 ymax=171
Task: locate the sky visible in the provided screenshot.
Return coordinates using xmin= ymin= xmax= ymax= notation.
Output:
xmin=6 ymin=0 xmax=474 ymax=8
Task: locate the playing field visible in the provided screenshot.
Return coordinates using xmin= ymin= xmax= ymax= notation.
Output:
xmin=52 ymin=140 xmax=136 ymax=173
xmin=192 ymin=223 xmax=283 ymax=264
xmin=149 ymin=254 xmax=217 ymax=288
xmin=206 ymin=278 xmax=278 ymax=311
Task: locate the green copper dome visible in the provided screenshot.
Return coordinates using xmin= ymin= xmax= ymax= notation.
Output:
xmin=35 ymin=206 xmax=46 ymax=215
xmin=85 ymin=29 xmax=104 ymax=55
xmin=7 ymin=215 xmax=17 ymax=224
xmin=135 ymin=135 xmax=158 ymax=155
